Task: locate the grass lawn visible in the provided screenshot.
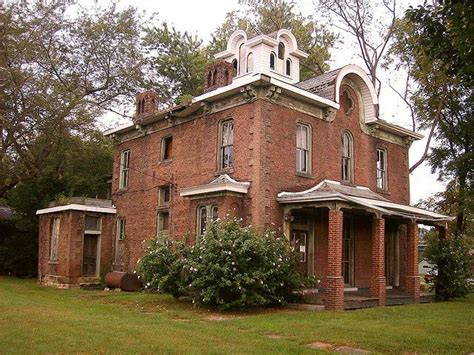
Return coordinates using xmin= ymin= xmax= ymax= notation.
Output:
xmin=0 ymin=277 xmax=473 ymax=354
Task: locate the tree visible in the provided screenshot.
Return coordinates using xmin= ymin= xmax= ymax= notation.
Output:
xmin=316 ymin=0 xmax=397 ymax=97
xmin=0 ymin=1 xmax=146 ymax=199
xmin=391 ymin=0 xmax=473 ymax=237
xmin=210 ymin=0 xmax=337 ymax=79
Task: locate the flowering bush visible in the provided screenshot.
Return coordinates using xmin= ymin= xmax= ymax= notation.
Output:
xmin=137 ymin=219 xmax=303 ymax=310
xmin=137 ymin=239 xmax=190 ymax=298
xmin=187 ymin=219 xmax=302 ymax=310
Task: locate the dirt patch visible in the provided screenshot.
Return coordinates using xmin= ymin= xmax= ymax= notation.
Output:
xmin=206 ymin=314 xmax=239 ymax=321
xmin=306 ymin=342 xmax=370 ymax=353
xmin=263 ymin=333 xmax=285 ymax=339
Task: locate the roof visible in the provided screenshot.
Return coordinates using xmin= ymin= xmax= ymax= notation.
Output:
xmin=180 ymin=174 xmax=250 ymax=197
xmin=277 ymin=180 xmax=453 ymax=224
xmin=296 ymin=68 xmax=342 ymax=100
xmin=36 ymin=203 xmax=116 ymax=215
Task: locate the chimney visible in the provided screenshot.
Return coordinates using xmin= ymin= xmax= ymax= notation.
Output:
xmin=134 ymin=91 xmax=159 ymax=123
xmin=204 ymin=60 xmax=233 ymax=93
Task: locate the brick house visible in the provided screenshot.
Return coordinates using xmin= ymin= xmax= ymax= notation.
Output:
xmin=37 ymin=29 xmax=451 ymax=309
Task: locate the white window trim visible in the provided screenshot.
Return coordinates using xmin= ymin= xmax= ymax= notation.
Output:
xmin=296 ymin=123 xmax=312 ymax=175
xmin=196 ymin=204 xmax=218 ymax=238
xmin=342 ymin=131 xmax=354 ymax=183
xmin=376 ymin=148 xmax=388 ymax=190
xmin=119 ymin=149 xmax=130 ymax=189
xmin=218 ymin=119 xmax=234 ymax=171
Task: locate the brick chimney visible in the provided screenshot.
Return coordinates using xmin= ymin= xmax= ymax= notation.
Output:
xmin=204 ymin=60 xmax=233 ymax=93
xmin=135 ymin=91 xmax=159 ymax=121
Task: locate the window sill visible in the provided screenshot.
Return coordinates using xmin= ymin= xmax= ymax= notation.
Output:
xmin=296 ymin=172 xmax=314 ymax=179
xmin=376 ymin=188 xmax=390 ymax=195
xmin=215 ymin=168 xmax=234 ymax=176
xmin=157 ymin=205 xmax=170 ymax=212
xmin=159 ymin=159 xmax=173 ymax=165
xmin=48 ymin=261 xmax=58 ymax=265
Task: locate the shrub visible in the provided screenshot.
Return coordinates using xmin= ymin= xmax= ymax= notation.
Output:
xmin=186 ymin=219 xmax=302 ymax=310
xmin=425 ymin=234 xmax=472 ymax=300
xmin=137 ymin=239 xmax=190 ymax=298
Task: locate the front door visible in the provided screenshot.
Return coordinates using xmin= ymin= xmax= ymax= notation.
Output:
xmin=82 ymin=234 xmax=99 ymax=276
xmin=291 ymin=230 xmax=308 ymax=275
xmin=342 ymin=217 xmax=354 ymax=287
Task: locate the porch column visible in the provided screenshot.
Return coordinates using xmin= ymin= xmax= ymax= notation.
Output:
xmin=405 ymin=220 xmax=420 ymax=303
xmin=325 ymin=209 xmax=344 ymax=311
xmin=370 ymin=216 xmax=386 ymax=306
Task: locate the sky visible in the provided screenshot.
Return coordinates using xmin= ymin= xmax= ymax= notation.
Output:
xmin=80 ymin=0 xmax=445 ymax=205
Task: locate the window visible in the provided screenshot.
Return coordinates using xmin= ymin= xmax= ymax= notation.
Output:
xmin=296 ymin=123 xmax=311 ymax=174
xmin=85 ymin=216 xmax=101 ymax=234
xmin=207 ymin=71 xmax=212 ymax=87
xmin=278 ymin=42 xmax=285 ymax=59
xmin=342 ymin=131 xmax=354 ymax=183
xmin=219 ymin=119 xmax=234 ymax=170
xmin=197 ymin=205 xmax=218 ymax=238
xmin=238 ymin=43 xmax=245 ymax=75
xmin=157 ymin=212 xmax=169 ymax=240
xmin=161 ymin=136 xmax=173 ymax=161
xmin=158 ymin=185 xmax=170 ymax=207
xmin=246 ymin=52 xmax=253 ymax=73
xmin=376 ymin=148 xmax=388 ymax=190
xmin=116 ymin=218 xmax=126 ymax=241
xmin=286 ymin=58 xmax=291 ymax=76
xmin=212 ymin=68 xmax=217 ymax=86
xmin=49 ymin=218 xmax=60 ymax=262
xmin=270 ymin=52 xmax=276 ymax=70
xmin=232 ymin=59 xmax=238 ymax=76
xmin=119 ymin=149 xmax=130 ymax=189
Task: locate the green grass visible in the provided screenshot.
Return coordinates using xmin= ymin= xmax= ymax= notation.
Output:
xmin=0 ymin=277 xmax=473 ymax=354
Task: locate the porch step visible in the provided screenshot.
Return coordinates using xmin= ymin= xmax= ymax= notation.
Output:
xmin=344 ymin=298 xmax=378 ymax=310
xmin=287 ymin=303 xmax=325 ymax=311
xmin=79 ymin=282 xmax=103 ymax=290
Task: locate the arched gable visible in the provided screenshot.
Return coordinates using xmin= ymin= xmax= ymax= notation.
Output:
xmin=334 ymin=65 xmax=379 ymax=123
xmin=227 ymin=30 xmax=247 ymax=53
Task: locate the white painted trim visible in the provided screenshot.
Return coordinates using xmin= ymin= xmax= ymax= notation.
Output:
xmin=103 ymin=123 xmax=134 ymax=136
xmin=180 ymin=181 xmax=250 ymax=197
xmin=335 ymin=65 xmax=378 ymax=105
xmin=369 ymin=120 xmax=424 ymax=140
xmin=36 ymin=204 xmax=116 ymax=215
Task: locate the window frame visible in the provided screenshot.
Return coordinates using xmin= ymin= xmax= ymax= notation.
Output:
xmin=270 ymin=52 xmax=276 ymax=70
xmin=196 ymin=204 xmax=219 ymax=239
xmin=285 ymin=58 xmax=292 ymax=76
xmin=49 ymin=217 xmax=60 ymax=263
xmin=116 ymin=217 xmax=126 ymax=241
xmin=156 ymin=211 xmax=170 ymax=241
xmin=296 ymin=122 xmax=312 ymax=175
xmin=376 ymin=147 xmax=388 ymax=190
xmin=119 ymin=149 xmax=130 ymax=190
xmin=341 ymin=131 xmax=354 ymax=183
xmin=160 ymin=136 xmax=173 ymax=161
xmin=158 ymin=185 xmax=171 ymax=207
xmin=218 ymin=119 xmax=234 ymax=171
xmin=85 ymin=216 xmax=101 ymax=235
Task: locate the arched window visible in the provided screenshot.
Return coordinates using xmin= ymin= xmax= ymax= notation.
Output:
xmin=151 ymin=98 xmax=156 ymax=110
xmin=207 ymin=71 xmax=212 ymax=87
xmin=246 ymin=52 xmax=253 ymax=73
xmin=278 ymin=42 xmax=285 ymax=59
xmin=286 ymin=58 xmax=292 ymax=76
xmin=238 ymin=43 xmax=245 ymax=75
xmin=341 ymin=131 xmax=354 ymax=183
xmin=224 ymin=70 xmax=230 ymax=84
xmin=270 ymin=52 xmax=276 ymax=70
xmin=212 ymin=69 xmax=217 ymax=86
xmin=232 ymin=59 xmax=238 ymax=77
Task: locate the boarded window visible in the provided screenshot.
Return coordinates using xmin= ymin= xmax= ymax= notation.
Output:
xmin=49 ymin=218 xmax=60 ymax=262
xmin=376 ymin=148 xmax=387 ymax=190
xmin=119 ymin=149 xmax=130 ymax=189
xmin=220 ymin=120 xmax=234 ymax=170
xmin=296 ymin=123 xmax=310 ymax=174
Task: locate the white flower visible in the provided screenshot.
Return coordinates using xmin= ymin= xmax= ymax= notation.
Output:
xmin=147 ymin=282 xmax=150 ymax=286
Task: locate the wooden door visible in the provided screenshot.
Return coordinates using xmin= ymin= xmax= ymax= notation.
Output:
xmin=291 ymin=230 xmax=308 ymax=275
xmin=82 ymin=234 xmax=98 ymax=276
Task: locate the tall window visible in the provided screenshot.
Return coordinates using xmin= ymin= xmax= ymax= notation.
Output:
xmin=238 ymin=43 xmax=245 ymax=75
xmin=219 ymin=120 xmax=234 ymax=170
xmin=116 ymin=218 xmax=126 ymax=241
xmin=270 ymin=52 xmax=276 ymax=70
xmin=376 ymin=148 xmax=387 ymax=190
xmin=278 ymin=42 xmax=285 ymax=59
xmin=296 ymin=123 xmax=311 ymax=174
xmin=286 ymin=59 xmax=292 ymax=76
xmin=49 ymin=218 xmax=60 ymax=262
xmin=119 ymin=149 xmax=130 ymax=189
xmin=161 ymin=136 xmax=173 ymax=161
xmin=342 ymin=131 xmax=354 ymax=183
xmin=158 ymin=185 xmax=170 ymax=207
xmin=157 ymin=212 xmax=169 ymax=240
xmin=232 ymin=59 xmax=238 ymax=76
xmin=197 ymin=205 xmax=218 ymax=238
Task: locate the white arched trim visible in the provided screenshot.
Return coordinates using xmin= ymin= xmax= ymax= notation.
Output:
xmin=227 ymin=30 xmax=248 ymax=53
xmin=335 ymin=65 xmax=379 ymax=123
xmin=277 ymin=29 xmax=308 ymax=58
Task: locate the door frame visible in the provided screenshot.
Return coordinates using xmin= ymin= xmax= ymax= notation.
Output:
xmin=81 ymin=215 xmax=102 ymax=278
xmin=342 ymin=216 xmax=355 ymax=287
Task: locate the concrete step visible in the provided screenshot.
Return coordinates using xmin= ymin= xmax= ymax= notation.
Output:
xmin=287 ymin=303 xmax=325 ymax=311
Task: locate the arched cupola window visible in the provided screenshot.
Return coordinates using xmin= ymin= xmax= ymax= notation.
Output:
xmin=246 ymin=52 xmax=253 ymax=73
xmin=278 ymin=42 xmax=285 ymax=60
xmin=286 ymin=58 xmax=292 ymax=76
xmin=232 ymin=59 xmax=238 ymax=77
xmin=270 ymin=52 xmax=276 ymax=70
xmin=212 ymin=69 xmax=217 ymax=85
xmin=341 ymin=131 xmax=354 ymax=183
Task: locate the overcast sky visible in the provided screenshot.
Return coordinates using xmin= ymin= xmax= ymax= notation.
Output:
xmin=82 ymin=0 xmax=444 ymax=205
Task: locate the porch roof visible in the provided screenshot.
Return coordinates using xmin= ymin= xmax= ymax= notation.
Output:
xmin=277 ymin=180 xmax=453 ymax=224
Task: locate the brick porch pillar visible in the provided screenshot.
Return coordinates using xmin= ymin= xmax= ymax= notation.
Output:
xmin=405 ymin=221 xmax=420 ymax=303
xmin=370 ymin=216 xmax=386 ymax=306
xmin=325 ymin=209 xmax=344 ymax=311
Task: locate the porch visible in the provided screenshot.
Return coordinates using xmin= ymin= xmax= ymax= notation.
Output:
xmin=277 ymin=180 xmax=452 ymax=310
